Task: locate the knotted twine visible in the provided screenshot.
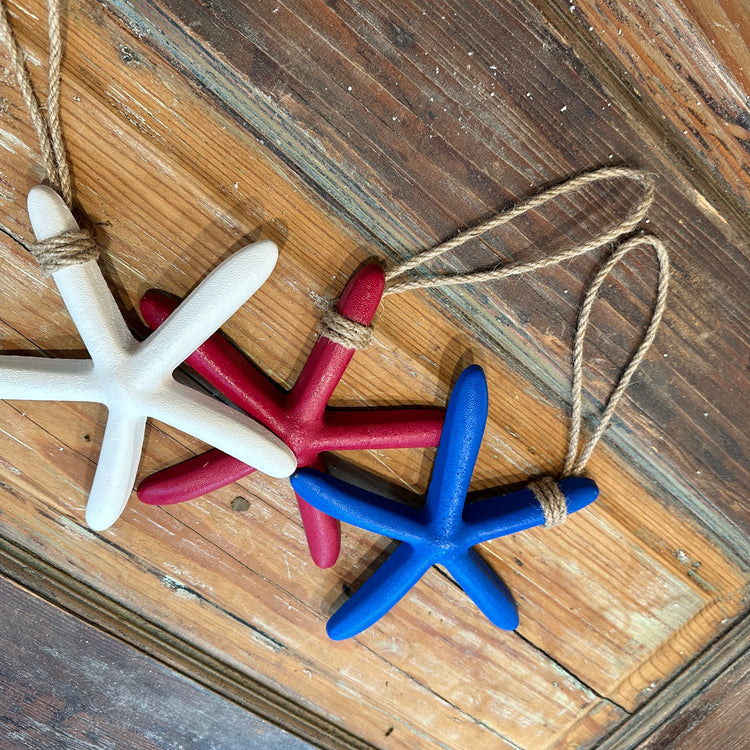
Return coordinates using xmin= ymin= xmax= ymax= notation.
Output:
xmin=0 ymin=0 xmax=99 ymax=275
xmin=2 ymin=1 xmax=670 ymax=526
xmin=320 ymin=167 xmax=670 ymax=526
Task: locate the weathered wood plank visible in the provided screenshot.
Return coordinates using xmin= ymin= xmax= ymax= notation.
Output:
xmin=0 ymin=1 xmax=748 ymax=748
xmin=535 ymin=0 xmax=750 ymax=210
xmin=597 ymin=612 xmax=750 ymax=750
xmin=638 ymin=648 xmax=750 ymax=750
xmin=0 ymin=575 xmax=316 ymax=750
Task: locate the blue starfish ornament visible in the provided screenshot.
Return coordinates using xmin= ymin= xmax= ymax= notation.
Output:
xmin=290 ymin=364 xmax=599 ymax=640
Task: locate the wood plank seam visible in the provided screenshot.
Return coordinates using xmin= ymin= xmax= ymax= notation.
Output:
xmin=0 ymin=533 xmax=378 ymax=750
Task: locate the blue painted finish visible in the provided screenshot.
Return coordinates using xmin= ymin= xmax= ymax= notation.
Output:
xmin=291 ymin=365 xmax=599 ymax=640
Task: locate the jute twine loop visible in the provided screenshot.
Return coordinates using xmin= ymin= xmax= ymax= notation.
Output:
xmin=0 ymin=0 xmax=71 ymax=207
xmin=318 ymin=306 xmax=373 ymax=350
xmin=322 ymin=168 xmax=669 ymax=526
xmin=29 ymin=228 xmax=99 ymax=276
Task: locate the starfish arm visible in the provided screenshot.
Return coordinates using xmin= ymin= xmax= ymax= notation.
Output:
xmin=326 ymin=543 xmax=432 ymax=640
xmin=319 ymin=408 xmax=444 ymax=452
xmin=290 ymin=468 xmax=424 ymax=543
xmin=425 ymin=365 xmax=488 ymax=531
xmin=27 ymin=186 xmax=132 ymax=362
xmin=136 ymin=240 xmax=278 ymax=377
xmin=149 ymin=380 xmax=296 ymax=478
xmin=0 ymin=357 xmax=99 ymax=401
xmin=85 ymin=410 xmax=147 ymax=531
xmin=139 ymin=290 xmax=286 ymax=428
xmin=446 ymin=548 xmax=519 ymax=630
xmin=287 ymin=337 xmax=355 ymax=419
xmin=295 ymin=456 xmax=340 ymax=569
xmin=287 ymin=264 xmax=385 ymax=418
xmin=53 ymin=262 xmax=134 ymax=365
xmin=137 ymin=448 xmax=255 ymax=505
xmin=461 ymin=477 xmax=599 ymax=546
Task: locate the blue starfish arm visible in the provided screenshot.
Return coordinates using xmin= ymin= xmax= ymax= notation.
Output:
xmin=461 ymin=476 xmax=599 ymax=546
xmin=425 ymin=365 xmax=488 ymax=531
xmin=446 ymin=548 xmax=519 ymax=630
xmin=290 ymin=468 xmax=425 ymax=543
xmin=326 ymin=543 xmax=433 ymax=640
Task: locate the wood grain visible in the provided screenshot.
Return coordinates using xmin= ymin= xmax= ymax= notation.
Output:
xmin=0 ymin=0 xmax=748 ymax=748
xmin=0 ymin=574 xmax=315 ymax=750
xmin=597 ymin=613 xmax=750 ymax=750
xmin=637 ymin=639 xmax=750 ymax=750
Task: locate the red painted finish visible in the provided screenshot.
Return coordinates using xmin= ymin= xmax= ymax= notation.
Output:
xmin=137 ymin=263 xmax=444 ymax=568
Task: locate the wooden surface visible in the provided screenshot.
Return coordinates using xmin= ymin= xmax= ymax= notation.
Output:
xmin=637 ymin=647 xmax=750 ymax=750
xmin=0 ymin=0 xmax=748 ymax=748
xmin=598 ymin=613 xmax=750 ymax=750
xmin=0 ymin=574 xmax=314 ymax=750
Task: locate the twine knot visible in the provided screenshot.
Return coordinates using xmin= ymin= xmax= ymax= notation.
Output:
xmin=528 ymin=476 xmax=569 ymax=527
xmin=29 ymin=228 xmax=99 ymax=276
xmin=318 ymin=306 xmax=374 ymax=350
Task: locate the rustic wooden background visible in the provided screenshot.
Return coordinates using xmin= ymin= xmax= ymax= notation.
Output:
xmin=0 ymin=0 xmax=747 ymax=748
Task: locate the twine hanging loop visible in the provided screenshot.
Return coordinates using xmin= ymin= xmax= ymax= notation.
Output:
xmin=323 ymin=167 xmax=669 ymax=525
xmin=0 ymin=0 xmax=99 ymax=272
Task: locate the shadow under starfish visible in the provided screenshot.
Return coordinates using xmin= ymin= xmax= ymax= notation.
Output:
xmin=291 ymin=365 xmax=599 ymax=640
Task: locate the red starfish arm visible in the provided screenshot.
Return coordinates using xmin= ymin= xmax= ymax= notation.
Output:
xmin=295 ymin=455 xmax=340 ymax=569
xmin=318 ymin=408 xmax=444 ymax=452
xmin=138 ymin=448 xmax=256 ymax=505
xmin=286 ymin=263 xmax=385 ymax=419
xmin=287 ymin=337 xmax=356 ymax=419
xmin=139 ymin=290 xmax=286 ymax=430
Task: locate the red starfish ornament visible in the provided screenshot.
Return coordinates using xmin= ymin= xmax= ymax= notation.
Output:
xmin=137 ymin=263 xmax=444 ymax=568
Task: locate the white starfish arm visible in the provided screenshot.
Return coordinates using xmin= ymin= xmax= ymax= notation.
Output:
xmin=85 ymin=410 xmax=147 ymax=531
xmin=52 ymin=261 xmax=135 ymax=364
xmin=148 ymin=379 xmax=296 ymax=478
xmin=0 ymin=357 xmax=99 ymax=401
xmin=27 ymin=186 xmax=133 ymax=363
xmin=136 ymin=240 xmax=278 ymax=377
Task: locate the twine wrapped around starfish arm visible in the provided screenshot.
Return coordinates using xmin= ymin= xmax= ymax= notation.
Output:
xmin=461 ymin=476 xmax=599 ymax=547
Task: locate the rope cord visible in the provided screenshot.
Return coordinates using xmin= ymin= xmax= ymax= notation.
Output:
xmin=324 ymin=167 xmax=669 ymax=524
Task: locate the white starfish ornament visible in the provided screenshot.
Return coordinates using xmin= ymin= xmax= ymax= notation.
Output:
xmin=0 ymin=185 xmax=296 ymax=531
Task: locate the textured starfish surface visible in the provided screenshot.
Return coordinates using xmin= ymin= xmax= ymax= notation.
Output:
xmin=291 ymin=364 xmax=599 ymax=639
xmin=136 ymin=263 xmax=445 ymax=568
xmin=0 ymin=186 xmax=296 ymax=531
